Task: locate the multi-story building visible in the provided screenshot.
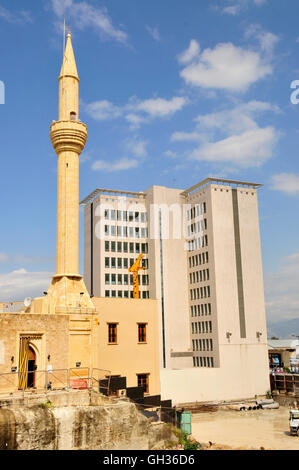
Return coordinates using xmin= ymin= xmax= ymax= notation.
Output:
xmin=82 ymin=177 xmax=269 ymax=382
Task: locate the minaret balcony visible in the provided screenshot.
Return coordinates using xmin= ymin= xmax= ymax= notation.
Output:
xmin=50 ymin=120 xmax=87 ymax=154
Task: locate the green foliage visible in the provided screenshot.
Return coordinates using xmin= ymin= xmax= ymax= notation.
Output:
xmin=38 ymin=399 xmax=53 ymax=409
xmin=266 ymin=390 xmax=272 ymax=399
xmin=283 ymin=367 xmax=291 ymax=373
xmin=163 ymin=424 xmax=203 ymax=450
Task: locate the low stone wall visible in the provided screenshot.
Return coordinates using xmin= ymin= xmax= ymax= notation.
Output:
xmin=0 ymin=390 xmax=177 ymax=450
xmin=272 ymin=392 xmax=299 ymax=408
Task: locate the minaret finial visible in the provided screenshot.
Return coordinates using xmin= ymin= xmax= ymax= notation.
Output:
xmin=67 ymin=25 xmax=71 ymax=38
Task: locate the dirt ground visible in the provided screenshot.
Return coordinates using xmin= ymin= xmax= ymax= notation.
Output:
xmin=191 ymin=406 xmax=299 ymax=450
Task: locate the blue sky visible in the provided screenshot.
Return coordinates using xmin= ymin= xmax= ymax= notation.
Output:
xmin=0 ymin=0 xmax=299 ymax=325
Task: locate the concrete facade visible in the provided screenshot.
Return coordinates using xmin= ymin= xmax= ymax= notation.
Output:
xmin=82 ymin=178 xmax=270 ymax=402
xmin=92 ymin=297 xmax=160 ymax=395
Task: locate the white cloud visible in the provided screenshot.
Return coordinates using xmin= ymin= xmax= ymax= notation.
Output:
xmin=220 ymin=0 xmax=267 ymax=15
xmin=85 ymin=96 xmax=187 ymax=128
xmin=126 ymin=138 xmax=147 ymax=158
xmin=223 ymin=5 xmax=241 ymax=15
xmin=177 ymin=40 xmax=200 ymax=64
xmin=195 ymin=100 xmax=278 ymax=134
xmin=265 ymin=253 xmax=299 ymax=323
xmin=171 ymin=131 xmax=203 ymax=142
xmin=0 ymin=6 xmax=32 ymax=23
xmin=271 ymin=173 xmax=299 ymax=195
xmin=125 ymin=114 xmax=147 ymax=130
xmin=191 ymin=127 xmax=276 ymax=168
xmin=84 ymin=100 xmax=122 ymax=121
xmin=164 ymin=150 xmax=178 ymax=158
xmin=134 ymin=97 xmax=187 ymax=117
xmin=244 ymin=24 xmax=279 ymax=58
xmin=0 ymin=269 xmax=52 ymax=301
xmin=171 ymin=101 xmax=279 ymax=168
xmin=91 ymin=157 xmax=139 ymax=172
xmin=179 ymin=42 xmax=272 ymax=92
xmin=51 ymin=0 xmax=127 ymax=43
xmin=146 ymin=25 xmax=160 ymax=42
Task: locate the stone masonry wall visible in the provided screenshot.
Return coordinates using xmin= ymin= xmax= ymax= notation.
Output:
xmin=0 ymin=390 xmax=177 ymax=450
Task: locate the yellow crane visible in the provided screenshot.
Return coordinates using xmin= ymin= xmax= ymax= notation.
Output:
xmin=129 ymin=254 xmax=146 ymax=299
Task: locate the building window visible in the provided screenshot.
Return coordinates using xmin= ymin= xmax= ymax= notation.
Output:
xmin=142 ymin=258 xmax=148 ymax=269
xmin=137 ymin=373 xmax=149 ymax=394
xmin=105 ymin=290 xmax=110 ymax=297
xmin=138 ymin=323 xmax=147 ymax=343
xmin=108 ymin=323 xmax=117 ymax=343
xmin=105 ymin=241 xmax=109 ymax=252
xmin=105 ymin=257 xmax=110 ymax=268
xmin=105 ymin=274 xmax=109 ymax=285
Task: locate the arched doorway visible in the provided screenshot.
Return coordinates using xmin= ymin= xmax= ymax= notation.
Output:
xmin=18 ymin=338 xmax=38 ymax=390
xmin=27 ymin=345 xmax=36 ymax=388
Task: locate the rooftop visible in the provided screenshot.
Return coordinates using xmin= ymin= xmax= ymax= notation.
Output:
xmin=80 ymin=188 xmax=145 ymax=205
xmin=181 ymin=177 xmax=262 ymax=197
xmin=268 ymin=339 xmax=299 ymax=350
xmin=80 ymin=178 xmax=263 ymax=206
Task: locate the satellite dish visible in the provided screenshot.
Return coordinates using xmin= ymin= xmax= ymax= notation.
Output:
xmin=24 ymin=297 xmax=32 ymax=308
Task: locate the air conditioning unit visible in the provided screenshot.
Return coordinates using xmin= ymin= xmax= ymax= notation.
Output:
xmin=118 ymin=389 xmax=127 ymax=397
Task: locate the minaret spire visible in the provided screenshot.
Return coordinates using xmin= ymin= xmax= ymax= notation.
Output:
xmin=58 ymin=26 xmax=79 ymax=121
xmin=59 ymin=26 xmax=79 ymax=81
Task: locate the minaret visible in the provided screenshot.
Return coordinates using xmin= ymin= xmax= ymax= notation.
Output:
xmin=51 ymin=27 xmax=84 ymax=276
xmin=40 ymin=28 xmax=95 ymax=314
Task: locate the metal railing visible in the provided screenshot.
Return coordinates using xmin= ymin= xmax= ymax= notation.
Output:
xmin=0 ymin=367 xmax=111 ymax=398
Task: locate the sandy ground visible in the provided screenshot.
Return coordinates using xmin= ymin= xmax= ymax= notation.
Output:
xmin=191 ymin=407 xmax=299 ymax=450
